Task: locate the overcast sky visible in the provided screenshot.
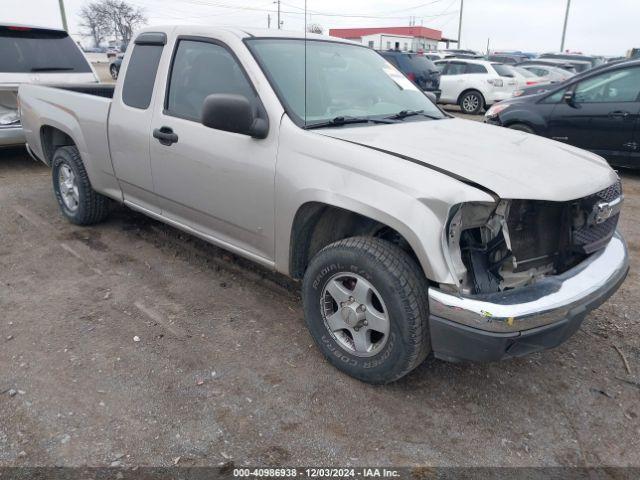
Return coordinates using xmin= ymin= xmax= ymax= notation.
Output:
xmin=1 ymin=0 xmax=638 ymax=55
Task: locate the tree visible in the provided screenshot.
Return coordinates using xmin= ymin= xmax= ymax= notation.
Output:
xmin=78 ymin=0 xmax=147 ymax=46
xmin=306 ymin=23 xmax=324 ymax=34
xmin=79 ymin=4 xmax=109 ymax=47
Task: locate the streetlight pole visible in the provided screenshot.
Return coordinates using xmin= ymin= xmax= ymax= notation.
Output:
xmin=457 ymin=0 xmax=464 ymax=48
xmin=560 ymin=0 xmax=572 ymax=52
xmin=58 ymin=0 xmax=69 ymax=31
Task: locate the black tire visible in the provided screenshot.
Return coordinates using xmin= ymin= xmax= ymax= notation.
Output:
xmin=52 ymin=146 xmax=110 ymax=225
xmin=110 ymin=65 xmax=118 ymax=80
xmin=302 ymin=236 xmax=431 ymax=384
xmin=458 ymin=90 xmax=485 ymax=115
xmin=508 ymin=123 xmax=536 ymax=134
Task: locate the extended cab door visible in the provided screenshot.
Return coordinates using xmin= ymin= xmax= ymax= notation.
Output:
xmin=547 ymin=65 xmax=640 ymax=164
xmin=109 ymin=32 xmax=167 ymax=213
xmin=148 ymin=36 xmax=278 ymax=264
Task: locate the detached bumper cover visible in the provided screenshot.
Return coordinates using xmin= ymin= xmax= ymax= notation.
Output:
xmin=428 ymin=232 xmax=629 ymax=362
xmin=0 ymin=125 xmax=25 ymax=146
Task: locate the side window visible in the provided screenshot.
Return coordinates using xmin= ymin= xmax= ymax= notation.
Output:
xmin=541 ymin=88 xmax=567 ymax=104
xmin=574 ymin=67 xmax=640 ymax=104
xmin=122 ymin=44 xmax=164 ymax=109
xmin=435 ymin=62 xmax=446 ymax=73
xmin=445 ymin=62 xmax=467 ymax=76
xmin=166 ymin=39 xmax=256 ymax=122
xmin=465 ymin=63 xmax=488 ymax=74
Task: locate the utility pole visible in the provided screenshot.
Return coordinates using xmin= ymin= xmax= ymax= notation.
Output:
xmin=560 ymin=0 xmax=572 ymax=52
xmin=58 ymin=0 xmax=68 ymax=32
xmin=457 ymin=0 xmax=464 ymax=48
xmin=268 ymin=13 xmax=271 ymax=29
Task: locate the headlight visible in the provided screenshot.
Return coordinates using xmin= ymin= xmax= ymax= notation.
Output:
xmin=485 ymin=103 xmax=511 ymax=118
xmin=0 ymin=110 xmax=20 ymax=126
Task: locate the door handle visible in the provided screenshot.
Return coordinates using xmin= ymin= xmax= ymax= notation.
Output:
xmin=153 ymin=127 xmax=179 ymax=146
xmin=608 ymin=110 xmax=630 ymax=119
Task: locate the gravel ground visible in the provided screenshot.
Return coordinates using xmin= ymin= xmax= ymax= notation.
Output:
xmin=1 ymin=108 xmax=639 ymax=467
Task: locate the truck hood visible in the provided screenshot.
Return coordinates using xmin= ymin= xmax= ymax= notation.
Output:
xmin=319 ymin=118 xmax=618 ymax=201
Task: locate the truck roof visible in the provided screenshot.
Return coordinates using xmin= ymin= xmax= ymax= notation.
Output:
xmin=138 ymin=25 xmax=358 ymax=44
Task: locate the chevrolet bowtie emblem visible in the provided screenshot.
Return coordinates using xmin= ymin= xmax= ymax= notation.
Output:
xmin=593 ymin=196 xmax=623 ymax=224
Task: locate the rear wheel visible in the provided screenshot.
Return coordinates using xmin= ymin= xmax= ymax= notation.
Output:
xmin=508 ymin=123 xmax=536 ymax=134
xmin=458 ymin=90 xmax=485 ymax=115
xmin=302 ymin=237 xmax=431 ymax=384
xmin=52 ymin=146 xmax=110 ymax=225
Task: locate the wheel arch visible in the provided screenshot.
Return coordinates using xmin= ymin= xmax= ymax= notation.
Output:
xmin=40 ymin=125 xmax=76 ymax=166
xmin=288 ymin=201 xmax=428 ymax=282
xmin=456 ymin=88 xmax=486 ymax=106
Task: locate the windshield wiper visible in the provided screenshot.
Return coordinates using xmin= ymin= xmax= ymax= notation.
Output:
xmin=30 ymin=67 xmax=74 ymax=72
xmin=304 ymin=116 xmax=393 ymax=129
xmin=386 ymin=109 xmax=444 ymax=121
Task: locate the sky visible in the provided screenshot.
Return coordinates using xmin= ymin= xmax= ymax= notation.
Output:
xmin=1 ymin=0 xmax=638 ymax=56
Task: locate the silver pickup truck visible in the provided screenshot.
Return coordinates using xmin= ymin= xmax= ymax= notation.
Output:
xmin=19 ymin=26 xmax=629 ymax=383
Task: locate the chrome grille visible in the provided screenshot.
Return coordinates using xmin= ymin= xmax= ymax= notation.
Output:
xmin=572 ymin=180 xmax=622 ymax=254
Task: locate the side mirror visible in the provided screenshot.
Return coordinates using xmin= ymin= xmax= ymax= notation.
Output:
xmin=424 ymin=91 xmax=437 ymax=103
xmin=201 ymin=94 xmax=268 ymax=139
xmin=563 ymin=90 xmax=576 ymax=106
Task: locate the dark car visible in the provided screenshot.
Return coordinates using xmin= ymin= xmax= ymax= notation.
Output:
xmin=378 ymin=50 xmax=441 ymax=98
xmin=109 ymin=54 xmax=123 ymax=80
xmin=484 ymin=59 xmax=640 ymax=167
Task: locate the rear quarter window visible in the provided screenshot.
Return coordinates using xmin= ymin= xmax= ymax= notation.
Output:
xmin=466 ymin=63 xmax=488 ymax=74
xmin=122 ymin=44 xmax=164 ymax=109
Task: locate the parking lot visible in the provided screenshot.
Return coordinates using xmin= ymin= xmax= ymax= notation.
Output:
xmin=2 ymin=106 xmax=640 ymax=467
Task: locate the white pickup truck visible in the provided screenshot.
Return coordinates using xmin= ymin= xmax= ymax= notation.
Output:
xmin=19 ymin=26 xmax=628 ymax=383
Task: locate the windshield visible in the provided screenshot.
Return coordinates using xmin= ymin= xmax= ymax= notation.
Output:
xmin=0 ymin=27 xmax=91 ymax=73
xmin=246 ymin=38 xmax=445 ymax=127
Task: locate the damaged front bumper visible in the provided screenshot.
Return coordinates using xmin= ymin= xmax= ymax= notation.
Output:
xmin=428 ymin=231 xmax=629 ymax=362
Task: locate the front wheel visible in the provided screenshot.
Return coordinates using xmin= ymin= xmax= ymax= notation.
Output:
xmin=302 ymin=237 xmax=431 ymax=384
xmin=458 ymin=91 xmax=485 ymax=115
xmin=110 ymin=65 xmax=118 ymax=80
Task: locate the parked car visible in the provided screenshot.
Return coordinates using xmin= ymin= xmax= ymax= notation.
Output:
xmin=518 ymin=64 xmax=574 ymax=83
xmin=0 ymin=24 xmax=98 ymax=147
xmin=378 ymin=50 xmax=441 ymax=98
xmin=110 ymin=54 xmax=124 ymax=80
xmin=487 ymin=54 xmax=527 ymax=65
xmin=435 ymin=59 xmax=518 ymax=114
xmin=539 ymin=52 xmax=604 ymax=69
xmin=19 ymin=27 xmax=628 ymax=383
xmin=507 ymin=65 xmax=549 ymax=88
xmin=519 ymin=59 xmax=579 ymax=74
xmin=485 ymin=59 xmax=640 ymax=167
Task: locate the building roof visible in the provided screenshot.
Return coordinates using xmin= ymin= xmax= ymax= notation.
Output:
xmin=329 ymin=26 xmax=443 ymax=41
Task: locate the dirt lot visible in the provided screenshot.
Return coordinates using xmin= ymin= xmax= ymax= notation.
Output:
xmin=1 ymin=132 xmax=640 ymax=467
